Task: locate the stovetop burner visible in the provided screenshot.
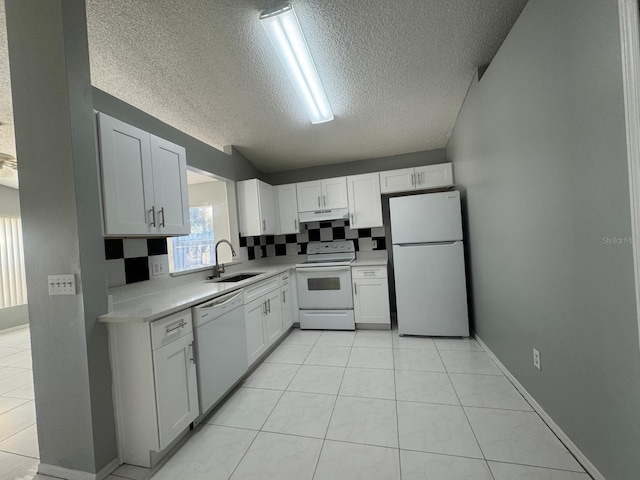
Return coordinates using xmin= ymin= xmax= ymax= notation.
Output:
xmin=296 ymin=240 xmax=356 ymax=268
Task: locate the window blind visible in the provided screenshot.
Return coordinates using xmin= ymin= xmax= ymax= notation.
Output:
xmin=0 ymin=217 xmax=27 ymax=308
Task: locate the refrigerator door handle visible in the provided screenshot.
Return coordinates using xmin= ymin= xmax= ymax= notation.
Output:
xmin=396 ymin=241 xmax=461 ymax=247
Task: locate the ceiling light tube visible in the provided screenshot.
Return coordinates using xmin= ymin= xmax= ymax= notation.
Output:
xmin=260 ymin=3 xmax=334 ymax=124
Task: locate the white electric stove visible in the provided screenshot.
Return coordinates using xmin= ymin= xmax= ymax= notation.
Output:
xmin=295 ymin=241 xmax=356 ymax=330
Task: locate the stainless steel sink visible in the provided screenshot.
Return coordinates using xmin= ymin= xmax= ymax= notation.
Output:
xmin=206 ymin=272 xmax=263 ymax=283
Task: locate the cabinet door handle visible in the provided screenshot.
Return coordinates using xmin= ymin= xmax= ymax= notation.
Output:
xmin=317 ymin=196 xmax=321 ymax=208
xmin=350 ymin=213 xmax=354 ymax=225
xmin=267 ymin=298 xmax=271 ymax=313
xmin=411 ymin=173 xmax=415 ymax=186
xmin=263 ymin=219 xmax=266 ymax=231
xmin=166 ymin=321 xmax=186 ymax=335
xmin=354 ymin=283 xmax=357 ymax=295
xmin=149 ymin=206 xmax=156 ymax=227
xmin=263 ymin=301 xmax=267 ymax=315
xmin=294 ymin=219 xmax=298 ymax=230
xmin=189 ymin=341 xmax=195 ymax=364
xmin=159 ymin=207 xmax=165 ymax=228
xmin=323 ymin=195 xmax=327 ymax=207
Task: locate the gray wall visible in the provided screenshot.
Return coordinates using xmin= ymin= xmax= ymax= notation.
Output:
xmin=6 ymin=0 xmax=116 ymax=474
xmin=447 ymin=1 xmax=640 ymax=479
xmin=264 ymin=148 xmax=446 ymax=185
xmin=0 ymin=185 xmax=20 ymax=216
xmin=92 ymin=88 xmax=263 ymax=182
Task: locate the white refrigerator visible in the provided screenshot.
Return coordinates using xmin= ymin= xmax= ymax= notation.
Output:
xmin=390 ymin=191 xmax=469 ymax=337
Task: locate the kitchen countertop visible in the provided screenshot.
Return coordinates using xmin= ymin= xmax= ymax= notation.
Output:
xmin=352 ymin=251 xmax=388 ymax=266
xmin=99 ymin=263 xmax=296 ymax=324
xmin=100 ymin=250 xmax=389 ymax=324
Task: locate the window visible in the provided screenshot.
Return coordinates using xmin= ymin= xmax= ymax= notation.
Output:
xmin=167 ymin=170 xmax=238 ymax=273
xmin=168 ymin=206 xmax=215 ymax=271
xmin=0 ymin=217 xmax=27 ymax=308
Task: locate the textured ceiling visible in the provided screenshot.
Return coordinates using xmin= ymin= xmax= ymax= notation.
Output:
xmin=0 ymin=0 xmax=528 ymax=176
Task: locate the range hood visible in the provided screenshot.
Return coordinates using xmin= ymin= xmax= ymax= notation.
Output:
xmin=299 ymin=208 xmax=349 ymax=223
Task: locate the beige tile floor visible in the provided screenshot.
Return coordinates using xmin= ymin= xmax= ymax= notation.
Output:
xmin=145 ymin=328 xmax=592 ymax=480
xmin=0 ymin=326 xmax=594 ymax=480
xmin=0 ymin=325 xmax=39 ymax=480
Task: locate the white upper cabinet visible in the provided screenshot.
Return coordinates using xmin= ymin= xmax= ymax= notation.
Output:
xmin=296 ymin=177 xmax=348 ymax=212
xmin=379 ymin=163 xmax=453 ymax=194
xmin=414 ymin=164 xmax=454 ymax=190
xmin=149 ymin=135 xmax=189 ymax=235
xmin=296 ymin=180 xmax=322 ymax=211
xmin=321 ymin=177 xmax=349 ymax=209
xmin=97 ymin=112 xmax=189 ymax=237
xmin=237 ymin=179 xmax=277 ymax=236
xmin=275 ymin=184 xmax=300 ymax=235
xmin=347 ymin=173 xmax=383 ymax=229
xmin=378 ymin=167 xmax=415 ymax=194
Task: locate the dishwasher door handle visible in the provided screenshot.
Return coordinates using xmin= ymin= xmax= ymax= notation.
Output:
xmin=197 ymin=291 xmax=243 ymax=312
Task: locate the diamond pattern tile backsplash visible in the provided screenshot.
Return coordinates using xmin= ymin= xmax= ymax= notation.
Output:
xmin=240 ymin=220 xmax=387 ymax=260
xmin=104 ymin=220 xmax=387 ymax=287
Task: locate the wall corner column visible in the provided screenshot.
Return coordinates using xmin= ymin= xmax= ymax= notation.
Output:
xmin=5 ymin=0 xmax=117 ymax=475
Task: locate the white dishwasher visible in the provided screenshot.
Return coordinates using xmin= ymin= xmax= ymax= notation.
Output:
xmin=192 ymin=290 xmax=247 ymax=415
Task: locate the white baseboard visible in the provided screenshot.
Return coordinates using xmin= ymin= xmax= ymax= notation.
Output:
xmin=96 ymin=458 xmax=120 ymax=480
xmin=473 ymin=334 xmax=606 ymax=480
xmin=39 ymin=457 xmax=120 ymax=480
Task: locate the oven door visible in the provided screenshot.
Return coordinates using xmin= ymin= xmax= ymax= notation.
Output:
xmin=296 ymin=266 xmax=353 ymax=309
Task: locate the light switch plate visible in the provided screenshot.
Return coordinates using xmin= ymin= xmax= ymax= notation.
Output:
xmin=48 ymin=274 xmax=76 ymax=295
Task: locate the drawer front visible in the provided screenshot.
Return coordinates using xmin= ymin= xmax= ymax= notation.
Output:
xmin=352 ymin=266 xmax=387 ymax=279
xmin=243 ymin=276 xmax=280 ymax=304
xmin=280 ymin=271 xmax=290 ymax=286
xmin=151 ymin=310 xmax=193 ymax=350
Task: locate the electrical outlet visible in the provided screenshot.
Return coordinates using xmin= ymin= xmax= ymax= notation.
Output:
xmin=533 ymin=348 xmax=541 ymax=370
xmin=372 ymin=239 xmax=377 ymax=249
xmin=151 ymin=260 xmax=165 ymax=276
xmin=48 ymin=274 xmax=76 ymax=295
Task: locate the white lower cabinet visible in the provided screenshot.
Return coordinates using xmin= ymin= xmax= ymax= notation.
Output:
xmin=108 ymin=309 xmax=199 ymax=468
xmin=244 ymin=275 xmax=286 ymax=366
xmin=352 ymin=266 xmax=391 ymax=328
xmin=153 ymin=333 xmax=199 ymax=449
xmin=245 ymin=296 xmax=269 ymax=365
xmin=280 ymin=271 xmax=297 ymax=331
xmin=265 ymin=288 xmax=283 ymax=343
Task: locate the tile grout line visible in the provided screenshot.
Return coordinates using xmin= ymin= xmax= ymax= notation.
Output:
xmin=434 ymin=341 xmax=496 ymax=480
xmin=470 ymin=335 xmax=594 ymax=479
xmin=222 ymin=331 xmax=303 ymax=480
xmin=215 ymin=330 xmax=317 ymax=480
xmin=310 ymin=331 xmax=352 ymax=480
xmin=392 ymin=333 xmax=403 ymax=480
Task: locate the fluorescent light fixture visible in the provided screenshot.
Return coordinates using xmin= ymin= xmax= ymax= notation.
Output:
xmin=260 ymin=3 xmax=334 ymax=124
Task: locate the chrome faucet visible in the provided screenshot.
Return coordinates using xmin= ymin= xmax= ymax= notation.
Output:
xmin=212 ymin=239 xmax=237 ymax=278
